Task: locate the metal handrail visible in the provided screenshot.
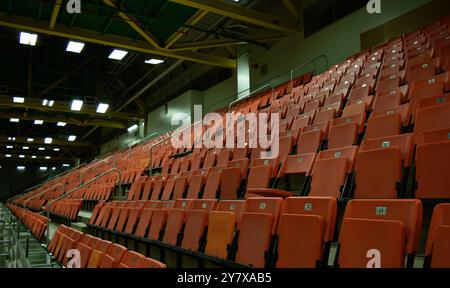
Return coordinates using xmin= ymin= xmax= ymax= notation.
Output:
xmin=228 ymin=82 xmax=274 ymax=110
xmin=23 ymin=183 xmax=65 ymax=208
xmin=290 ymin=54 xmax=329 ymax=91
xmin=43 ymin=168 xmax=123 ymax=244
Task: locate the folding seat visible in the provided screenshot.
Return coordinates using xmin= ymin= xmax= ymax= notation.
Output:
xmin=150 ymin=176 xmax=166 ymax=200
xmin=415 ymin=141 xmax=450 ymax=199
xmin=372 ymin=104 xmax=412 ymax=127
xmin=100 ymin=243 xmax=127 ymax=268
xmin=338 ymin=199 xmax=422 ymax=268
xmin=147 ymin=201 xmax=175 ymax=241
xmin=87 ymin=249 xmax=104 ymax=268
xmin=202 ymin=150 xmax=217 ymax=169
xmin=233 ymin=197 xmax=282 ymax=267
xmin=161 ymin=158 xmax=173 ymax=175
xmin=97 ymin=206 xmax=113 ymax=228
xmin=313 ymin=109 xmax=335 ymax=125
xmin=219 ymin=167 xmax=242 ymax=199
xmin=376 ymin=85 xmax=408 ymax=102
xmin=418 ymin=127 xmax=450 ymax=144
xmin=303 ymin=100 xmax=320 ymax=113
xmin=296 ymin=130 xmax=323 ymax=154
xmin=205 ymin=200 xmax=245 ymax=259
xmin=275 ymin=153 xmax=316 ymax=194
xmin=424 ymin=204 xmax=450 ymax=268
xmin=372 ymin=92 xmax=402 ymax=112
xmin=172 ymin=176 xmax=188 ymax=200
xmin=138 ymin=257 xmax=167 ymax=268
xmin=134 ymin=208 xmax=154 ymax=238
xmin=114 ymin=207 xmax=129 ymax=232
xmin=356 ymin=70 xmax=378 ymax=86
xmin=327 ymin=122 xmax=358 ymax=150
xmin=348 ymin=85 xmax=372 ymax=104
xmin=290 ymin=115 xmax=311 ymax=132
xmin=120 ymin=207 xmax=140 ymax=235
xmin=119 ymin=251 xmax=145 ymax=268
xmin=180 ymin=200 xmax=218 ymax=251
xmin=365 ymin=113 xmax=402 ymax=140
xmin=162 ymin=200 xmax=194 ymax=245
xmin=191 ymin=150 xmax=207 ymax=171
xmin=342 ymin=102 xmax=366 ymax=118
xmin=355 ymin=134 xmax=413 ymax=199
xmin=216 ymin=149 xmax=232 ymax=168
xmin=227 ymin=158 xmax=249 ymax=180
xmin=185 ymin=169 xmax=209 ymax=199
xmin=232 ymin=147 xmax=248 ymax=161
xmin=324 ymin=93 xmax=343 ymax=107
xmin=379 ymin=62 xmax=403 ymax=78
xmin=377 ymin=73 xmax=403 ymax=94
xmin=284 ymin=105 xmax=302 ymax=119
xmin=275 ymin=197 xmax=337 ymax=268
xmin=202 ymin=169 xmax=222 ymax=199
xmin=179 ymin=157 xmax=191 ymax=173
xmin=76 ymin=242 xmax=92 ymax=268
xmin=332 ymin=112 xmax=366 ymax=134
xmin=140 ymin=178 xmax=154 ymax=200
xmin=416 ymin=93 xmax=450 ymax=111
xmin=106 ymin=207 xmax=121 ymax=231
xmin=414 ymin=102 xmax=450 ymax=144
xmin=408 ymin=73 xmax=449 ymax=107
xmin=127 ymin=178 xmax=146 ymax=201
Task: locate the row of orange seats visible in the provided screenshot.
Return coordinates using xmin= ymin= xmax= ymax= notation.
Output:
xmin=47 ymin=224 xmax=166 ymax=268
xmin=7 ymin=204 xmax=48 ymax=241
xmin=87 ymin=198 xmax=449 ymax=268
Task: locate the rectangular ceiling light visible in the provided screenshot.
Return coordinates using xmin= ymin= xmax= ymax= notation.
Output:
xmin=10 ymin=118 xmax=19 ymax=123
xmin=32 ymin=155 xmax=37 ymax=159
xmin=6 ymin=146 xmax=13 ymax=149
xmin=17 ymin=166 xmax=25 ymax=170
xmin=127 ymin=124 xmax=138 ymax=132
xmin=42 ymin=99 xmax=55 ymax=107
xmin=108 ymin=49 xmax=128 ymax=60
xmin=145 ymin=59 xmax=164 ymax=65
xmin=52 ymin=167 xmax=56 ymax=171
xmin=19 ymin=32 xmax=37 ymax=46
xmin=53 ymin=148 xmax=60 ymax=152
xmin=34 ymin=120 xmax=44 ymax=125
xmin=66 ymin=41 xmax=85 ymax=53
xmin=96 ymin=103 xmax=109 ymax=114
xmin=6 ymin=154 xmax=11 ymax=158
xmin=44 ymin=137 xmax=53 ymax=144
xmin=68 ymin=135 xmax=77 ymax=142
xmin=19 ymin=155 xmax=25 ymax=158
xmin=63 ymin=164 xmax=70 ymax=167
xmin=8 ymin=137 xmax=16 ymax=141
xmin=45 ymin=156 xmax=51 ymax=159
xmin=22 ymin=146 xmax=29 ymax=150
xmin=49 ymin=100 xmax=54 ymax=107
xmin=71 ymin=99 xmax=83 ymax=111
xmin=42 ymin=99 xmax=48 ymax=106
xmin=38 ymin=147 xmax=45 ymax=151
xmin=27 ymin=138 xmax=34 ymax=142
xmin=57 ymin=122 xmax=67 ymax=127
xmin=13 ymin=96 xmax=25 ymax=103
xmin=39 ymin=167 xmax=48 ymax=171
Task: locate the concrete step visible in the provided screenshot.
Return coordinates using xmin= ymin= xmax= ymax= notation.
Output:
xmin=77 ymin=210 xmax=92 ymax=225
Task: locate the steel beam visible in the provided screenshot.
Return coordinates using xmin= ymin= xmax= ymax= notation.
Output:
xmin=0 ymin=13 xmax=236 ymax=68
xmin=164 ymin=10 xmax=208 ymax=48
xmin=170 ymin=34 xmax=283 ymax=51
xmin=49 ymin=0 xmax=62 ymax=30
xmin=102 ymin=0 xmax=161 ymax=48
xmin=281 ymin=0 xmax=301 ymax=19
xmin=168 ymin=0 xmax=300 ymax=34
